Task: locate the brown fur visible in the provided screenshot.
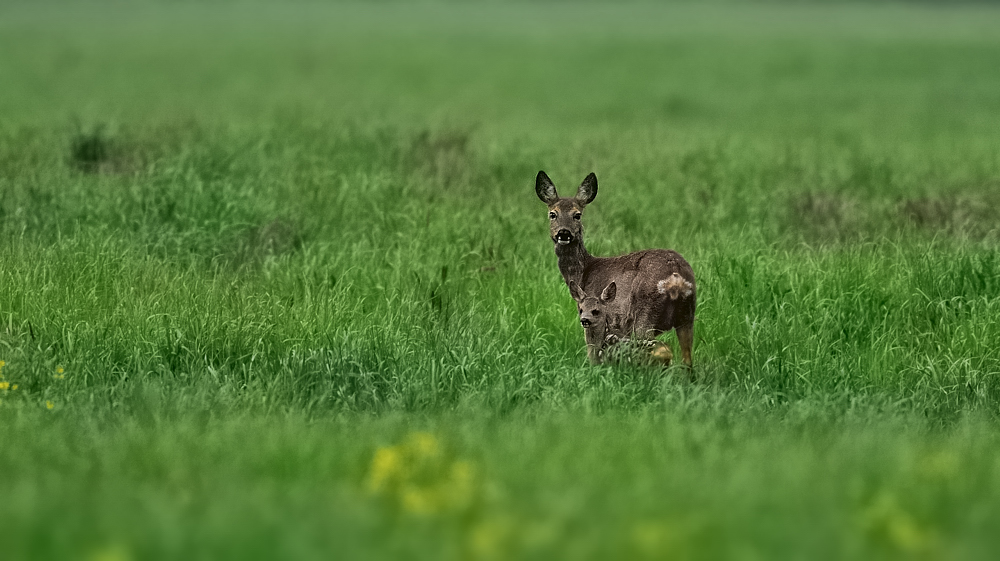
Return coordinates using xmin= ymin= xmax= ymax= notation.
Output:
xmin=568 ymin=280 xmax=624 ymax=364
xmin=569 ymin=280 xmax=674 ymax=367
xmin=537 ymin=171 xmax=696 ymax=366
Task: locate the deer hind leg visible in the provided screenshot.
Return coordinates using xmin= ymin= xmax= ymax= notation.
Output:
xmin=676 ymin=324 xmax=693 ymax=367
xmin=649 ymin=341 xmax=672 ymax=366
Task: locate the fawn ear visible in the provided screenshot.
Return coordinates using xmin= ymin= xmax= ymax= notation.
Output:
xmin=536 ymin=171 xmax=559 ymax=204
xmin=575 ymin=173 xmax=598 ymax=205
xmin=600 ymin=281 xmax=616 ymax=303
xmin=568 ymin=280 xmax=584 ymax=302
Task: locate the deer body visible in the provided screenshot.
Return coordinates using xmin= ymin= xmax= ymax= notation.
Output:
xmin=537 ymin=171 xmax=696 ymax=366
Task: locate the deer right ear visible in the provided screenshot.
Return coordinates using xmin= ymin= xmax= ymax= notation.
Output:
xmin=575 ymin=172 xmax=598 ymax=205
xmin=535 ymin=171 xmax=559 ymax=204
xmin=600 ymin=281 xmax=616 ymax=303
xmin=568 ymin=280 xmax=584 ymax=302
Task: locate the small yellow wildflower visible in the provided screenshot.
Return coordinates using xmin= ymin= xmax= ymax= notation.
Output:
xmin=11 ymin=385 xmax=17 ymax=391
xmin=366 ymin=431 xmax=483 ymax=517
xmin=861 ymin=492 xmax=938 ymax=554
xmin=46 ymin=400 xmax=55 ymax=410
xmin=367 ymin=445 xmax=404 ymax=493
xmin=0 ymin=360 xmax=6 ymax=368
xmin=447 ymin=460 xmax=476 ymax=507
xmin=0 ymin=381 xmax=8 ymax=391
xmin=408 ymin=431 xmax=441 ymax=459
xmin=400 ymin=485 xmax=439 ymax=515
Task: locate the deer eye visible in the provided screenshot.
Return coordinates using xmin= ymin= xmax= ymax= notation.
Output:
xmin=573 ymin=212 xmax=582 ymax=220
xmin=549 ymin=211 xmax=557 ymax=219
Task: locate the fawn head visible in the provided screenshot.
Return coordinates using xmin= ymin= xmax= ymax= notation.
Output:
xmin=535 ymin=171 xmax=598 ymax=247
xmin=568 ymin=280 xmax=616 ymax=329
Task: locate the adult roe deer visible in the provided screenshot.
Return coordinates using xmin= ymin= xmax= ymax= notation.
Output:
xmin=536 ymin=171 xmax=696 ymax=366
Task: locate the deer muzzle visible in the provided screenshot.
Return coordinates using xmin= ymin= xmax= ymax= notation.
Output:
xmin=554 ymin=229 xmax=573 ymax=245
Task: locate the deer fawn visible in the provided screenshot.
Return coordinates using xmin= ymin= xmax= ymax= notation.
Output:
xmin=536 ymin=171 xmax=696 ymax=366
xmin=568 ymin=279 xmax=676 ymax=366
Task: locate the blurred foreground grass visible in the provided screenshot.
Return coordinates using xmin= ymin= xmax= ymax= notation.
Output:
xmin=6 ymin=408 xmax=1000 ymax=560
xmin=3 ymin=1 xmax=1000 ymax=558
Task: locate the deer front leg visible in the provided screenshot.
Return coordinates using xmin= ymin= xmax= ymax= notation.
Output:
xmin=676 ymin=324 xmax=693 ymax=367
xmin=586 ymin=344 xmax=603 ymax=365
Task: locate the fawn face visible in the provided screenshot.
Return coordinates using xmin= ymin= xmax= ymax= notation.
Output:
xmin=535 ymin=171 xmax=598 ymax=247
xmin=568 ymin=280 xmax=617 ymax=351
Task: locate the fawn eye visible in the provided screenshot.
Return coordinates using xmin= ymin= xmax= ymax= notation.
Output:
xmin=573 ymin=212 xmax=582 ymax=220
xmin=549 ymin=211 xmax=557 ymax=219
xmin=592 ymin=309 xmax=601 ymax=316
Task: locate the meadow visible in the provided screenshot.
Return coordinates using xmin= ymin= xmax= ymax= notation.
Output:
xmin=2 ymin=2 xmax=1000 ymax=559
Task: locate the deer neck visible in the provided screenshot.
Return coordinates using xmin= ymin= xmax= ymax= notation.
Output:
xmin=555 ymin=239 xmax=592 ymax=286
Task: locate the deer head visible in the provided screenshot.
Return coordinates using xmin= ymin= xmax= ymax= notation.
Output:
xmin=535 ymin=171 xmax=598 ymax=248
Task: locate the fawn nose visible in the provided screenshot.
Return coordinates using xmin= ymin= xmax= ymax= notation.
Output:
xmin=580 ymin=318 xmax=592 ymax=328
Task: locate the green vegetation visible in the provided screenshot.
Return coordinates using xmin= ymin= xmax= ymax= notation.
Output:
xmin=3 ymin=2 xmax=1000 ymax=559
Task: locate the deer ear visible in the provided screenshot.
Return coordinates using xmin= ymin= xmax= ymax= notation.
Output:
xmin=536 ymin=171 xmax=559 ymax=204
xmin=600 ymin=281 xmax=616 ymax=303
xmin=568 ymin=280 xmax=584 ymax=302
xmin=575 ymin=173 xmax=598 ymax=205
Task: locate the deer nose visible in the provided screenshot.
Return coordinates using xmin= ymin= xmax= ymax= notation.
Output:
xmin=580 ymin=318 xmax=592 ymax=328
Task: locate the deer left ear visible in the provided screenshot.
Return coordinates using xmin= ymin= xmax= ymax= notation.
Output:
xmin=536 ymin=171 xmax=559 ymax=205
xmin=568 ymin=280 xmax=585 ymax=302
xmin=575 ymin=173 xmax=598 ymax=205
xmin=600 ymin=281 xmax=616 ymax=303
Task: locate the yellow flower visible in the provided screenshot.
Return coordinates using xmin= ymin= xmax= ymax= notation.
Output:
xmin=46 ymin=400 xmax=54 ymax=410
xmin=0 ymin=360 xmax=5 ymax=368
xmin=861 ymin=492 xmax=938 ymax=554
xmin=54 ymin=374 xmax=65 ymax=380
xmin=401 ymin=485 xmax=439 ymax=515
xmin=0 ymin=381 xmax=8 ymax=391
xmin=11 ymin=385 xmax=17 ymax=391
xmin=408 ymin=432 xmax=441 ymax=459
xmin=366 ymin=432 xmax=482 ymax=517
xmin=367 ymin=445 xmax=403 ymax=493
xmin=56 ymin=366 xmax=65 ymax=374
xmin=447 ymin=460 xmax=476 ymax=507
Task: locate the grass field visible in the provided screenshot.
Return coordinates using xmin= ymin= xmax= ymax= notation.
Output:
xmin=3 ymin=2 xmax=1000 ymax=559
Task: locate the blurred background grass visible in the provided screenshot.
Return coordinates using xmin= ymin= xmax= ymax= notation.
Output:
xmin=2 ymin=1 xmax=1000 ymax=559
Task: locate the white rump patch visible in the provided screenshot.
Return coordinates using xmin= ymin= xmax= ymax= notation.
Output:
xmin=657 ymin=273 xmax=694 ymax=299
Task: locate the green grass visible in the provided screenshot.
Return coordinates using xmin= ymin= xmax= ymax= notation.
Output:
xmin=3 ymin=2 xmax=1000 ymax=559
